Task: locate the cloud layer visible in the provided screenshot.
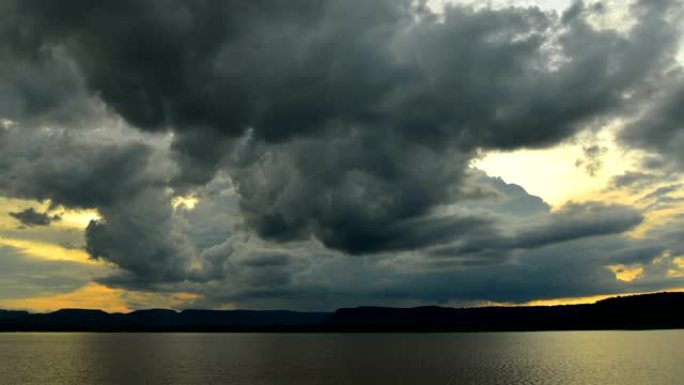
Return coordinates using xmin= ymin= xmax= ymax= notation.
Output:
xmin=0 ymin=0 xmax=683 ymax=309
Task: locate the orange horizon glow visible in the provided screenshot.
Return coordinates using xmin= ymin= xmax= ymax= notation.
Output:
xmin=522 ymin=288 xmax=684 ymax=307
xmin=0 ymin=283 xmax=132 ymax=313
xmin=0 ymin=237 xmax=98 ymax=265
xmin=2 ymin=283 xmax=684 ymax=313
xmin=0 ymin=283 xmax=201 ymax=314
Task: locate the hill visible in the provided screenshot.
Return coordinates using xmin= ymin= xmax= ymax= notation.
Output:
xmin=2 ymin=292 xmax=684 ymax=332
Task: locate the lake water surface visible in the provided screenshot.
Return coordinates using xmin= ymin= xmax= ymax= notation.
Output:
xmin=1 ymin=331 xmax=683 ymax=384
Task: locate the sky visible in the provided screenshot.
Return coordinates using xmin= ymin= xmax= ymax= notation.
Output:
xmin=1 ymin=0 xmax=684 ymax=312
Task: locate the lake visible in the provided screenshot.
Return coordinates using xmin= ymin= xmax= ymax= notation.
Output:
xmin=1 ymin=331 xmax=683 ymax=384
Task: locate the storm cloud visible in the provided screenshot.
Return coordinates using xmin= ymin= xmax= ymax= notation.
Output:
xmin=0 ymin=0 xmax=683 ymax=307
xmin=0 ymin=127 xmax=190 ymax=285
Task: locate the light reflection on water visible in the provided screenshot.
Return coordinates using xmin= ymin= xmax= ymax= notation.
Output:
xmin=1 ymin=331 xmax=683 ymax=385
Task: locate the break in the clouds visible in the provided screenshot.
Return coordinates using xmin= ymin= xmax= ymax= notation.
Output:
xmin=0 ymin=0 xmax=683 ymax=310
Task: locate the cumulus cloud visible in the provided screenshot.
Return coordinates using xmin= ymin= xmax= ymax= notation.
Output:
xmin=0 ymin=126 xmax=190 ymax=286
xmin=3 ymin=0 xmax=680 ymax=245
xmin=0 ymin=128 xmax=157 ymax=208
xmin=85 ymin=187 xmax=193 ymax=288
xmin=0 ymin=0 xmax=682 ymax=307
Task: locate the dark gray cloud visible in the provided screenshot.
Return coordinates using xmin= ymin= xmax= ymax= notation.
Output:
xmin=608 ymin=245 xmax=666 ymax=265
xmin=514 ymin=202 xmax=644 ymax=248
xmin=1 ymin=0 xmax=679 ymax=258
xmin=8 ymin=208 xmax=60 ymax=227
xmin=0 ymin=0 xmax=104 ymax=128
xmin=622 ymin=81 xmax=684 ymax=169
xmin=192 ymin=228 xmax=684 ymax=310
xmin=430 ymin=201 xmax=643 ymax=259
xmin=0 ymin=0 xmax=681 ymax=306
xmin=0 ymin=127 xmax=190 ymax=286
xmin=171 ymin=173 xmax=659 ymax=310
xmin=617 ymin=1 xmax=684 ymax=171
xmin=0 ymin=128 xmax=155 ymax=208
xmin=85 ymin=187 xmax=193 ymax=288
xmin=228 ymin=133 xmax=477 ymax=254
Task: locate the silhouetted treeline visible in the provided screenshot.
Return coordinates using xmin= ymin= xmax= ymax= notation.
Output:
xmin=0 ymin=309 xmax=329 ymax=332
xmin=2 ymin=292 xmax=684 ymax=332
xmin=326 ymin=292 xmax=684 ymax=331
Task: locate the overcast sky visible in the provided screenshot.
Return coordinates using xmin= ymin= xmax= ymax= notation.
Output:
xmin=1 ymin=0 xmax=684 ymax=312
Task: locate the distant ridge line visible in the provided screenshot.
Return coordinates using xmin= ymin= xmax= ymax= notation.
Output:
xmin=2 ymin=292 xmax=684 ymax=332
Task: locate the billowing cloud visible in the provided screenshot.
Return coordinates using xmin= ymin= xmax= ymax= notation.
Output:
xmin=0 ymin=127 xmax=189 ymax=286
xmin=0 ymin=0 xmax=682 ymax=308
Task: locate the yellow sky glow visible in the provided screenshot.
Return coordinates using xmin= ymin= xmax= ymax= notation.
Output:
xmin=0 ymin=283 xmax=201 ymax=313
xmin=523 ymin=288 xmax=684 ymax=307
xmin=172 ymin=195 xmax=199 ymax=210
xmin=475 ymin=132 xmax=639 ymax=206
xmin=607 ymin=264 xmax=645 ymax=283
xmin=57 ymin=210 xmax=101 ymax=229
xmin=0 ymin=283 xmax=132 ymax=313
xmin=0 ymin=197 xmax=100 ymax=231
xmin=0 ymin=237 xmax=97 ymax=264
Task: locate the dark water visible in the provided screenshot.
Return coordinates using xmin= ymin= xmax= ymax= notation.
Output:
xmin=1 ymin=331 xmax=683 ymax=385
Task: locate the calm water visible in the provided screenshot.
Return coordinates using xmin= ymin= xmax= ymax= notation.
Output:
xmin=1 ymin=331 xmax=683 ymax=385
